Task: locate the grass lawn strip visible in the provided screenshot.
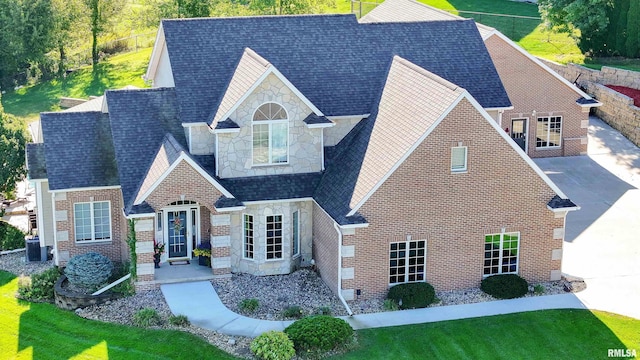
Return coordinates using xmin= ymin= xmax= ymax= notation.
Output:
xmin=0 ymin=271 xmax=239 ymax=360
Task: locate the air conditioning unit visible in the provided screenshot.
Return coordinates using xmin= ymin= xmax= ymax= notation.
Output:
xmin=25 ymin=236 xmax=41 ymax=262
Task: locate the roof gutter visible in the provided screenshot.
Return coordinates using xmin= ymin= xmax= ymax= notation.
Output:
xmin=334 ymin=222 xmax=353 ymax=316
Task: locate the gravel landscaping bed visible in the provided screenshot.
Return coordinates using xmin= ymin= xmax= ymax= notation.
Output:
xmin=212 ymin=269 xmax=349 ymax=319
xmin=0 ymin=251 xmax=53 ymax=276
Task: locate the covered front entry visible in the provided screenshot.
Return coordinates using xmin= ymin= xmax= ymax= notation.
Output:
xmin=162 ymin=201 xmax=200 ymax=261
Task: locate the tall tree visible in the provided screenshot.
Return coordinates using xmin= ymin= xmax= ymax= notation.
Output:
xmin=625 ymin=0 xmax=640 ymax=57
xmin=51 ymin=0 xmax=86 ymax=74
xmin=0 ymin=0 xmax=25 ymax=89
xmin=83 ymin=0 xmax=126 ymax=67
xmin=178 ymin=0 xmax=211 ymax=17
xmin=0 ymin=96 xmax=26 ymax=198
xmin=615 ymin=0 xmax=630 ymax=56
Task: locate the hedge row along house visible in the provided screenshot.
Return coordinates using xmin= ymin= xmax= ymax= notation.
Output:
xmin=26 ymin=10 xmax=581 ymax=305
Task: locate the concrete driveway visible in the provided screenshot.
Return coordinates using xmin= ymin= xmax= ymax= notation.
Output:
xmin=534 ymin=116 xmax=640 ymax=319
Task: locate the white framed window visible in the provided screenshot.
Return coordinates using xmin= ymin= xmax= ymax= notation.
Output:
xmin=389 ymin=240 xmax=426 ymax=285
xmin=451 ymin=146 xmax=467 ymax=172
xmin=484 ymin=232 xmax=520 ymax=276
xmin=74 ymin=201 xmax=111 ymax=243
xmin=252 ymin=102 xmax=288 ymax=165
xmin=536 ymin=116 xmax=562 ymax=148
xmin=266 ymin=215 xmax=283 ymax=260
xmin=292 ymin=210 xmax=300 ymax=257
xmin=243 ymin=214 xmax=254 ymax=259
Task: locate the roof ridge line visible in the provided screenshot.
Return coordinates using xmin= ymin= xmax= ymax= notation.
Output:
xmin=391 ymin=55 xmax=462 ymax=92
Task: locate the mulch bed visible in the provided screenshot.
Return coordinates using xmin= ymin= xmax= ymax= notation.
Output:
xmin=606 ymin=85 xmax=640 ymax=106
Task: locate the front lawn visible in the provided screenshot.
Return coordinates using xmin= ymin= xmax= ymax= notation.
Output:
xmin=0 ymin=271 xmax=238 ymax=359
xmin=333 ymin=309 xmax=640 ymax=359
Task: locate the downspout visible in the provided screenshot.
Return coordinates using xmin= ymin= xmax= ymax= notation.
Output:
xmin=334 ymin=222 xmax=353 ymax=316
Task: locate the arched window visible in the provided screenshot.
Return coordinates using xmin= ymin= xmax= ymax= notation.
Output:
xmin=252 ymin=102 xmax=288 ymax=165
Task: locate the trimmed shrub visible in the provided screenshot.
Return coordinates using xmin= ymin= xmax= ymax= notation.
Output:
xmin=64 ymin=252 xmax=113 ymax=291
xmin=386 ymin=282 xmax=435 ymax=309
xmin=0 ymin=221 xmax=25 ymax=251
xmin=534 ymin=284 xmax=545 ymax=295
xmin=169 ymin=314 xmax=190 ymax=326
xmin=284 ymin=315 xmax=353 ymax=352
xmin=281 ymin=305 xmax=304 ymax=319
xmin=315 ymin=306 xmax=332 ymax=316
xmin=239 ymin=298 xmax=259 ymax=313
xmin=17 ymin=267 xmax=61 ymax=302
xmin=481 ymin=274 xmax=528 ymax=299
xmin=250 ymin=331 xmax=295 ymax=360
xmin=133 ymin=308 xmax=161 ymax=327
xmin=382 ymin=299 xmax=399 ymax=311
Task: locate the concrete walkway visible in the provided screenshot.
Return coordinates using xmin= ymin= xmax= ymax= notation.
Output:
xmin=162 ymin=281 xmax=586 ymax=337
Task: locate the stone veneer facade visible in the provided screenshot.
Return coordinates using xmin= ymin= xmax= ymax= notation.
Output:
xmin=216 ymin=73 xmax=323 ymax=178
xmin=188 ymin=125 xmax=215 ymax=155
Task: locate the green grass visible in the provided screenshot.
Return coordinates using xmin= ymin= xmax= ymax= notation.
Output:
xmin=0 ymin=271 xmax=239 ymax=359
xmin=1 ymin=48 xmax=151 ymax=126
xmin=332 ymin=309 xmax=640 ymax=359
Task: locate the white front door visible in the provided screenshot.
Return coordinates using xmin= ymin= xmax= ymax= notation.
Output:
xmin=164 ymin=205 xmax=199 ymax=260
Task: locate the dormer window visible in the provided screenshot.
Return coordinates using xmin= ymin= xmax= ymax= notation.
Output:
xmin=252 ymin=102 xmax=288 ymax=165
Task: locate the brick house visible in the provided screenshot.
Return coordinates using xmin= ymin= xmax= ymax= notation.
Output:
xmin=361 ymin=0 xmax=602 ymax=157
xmin=26 ymin=14 xmax=577 ymax=309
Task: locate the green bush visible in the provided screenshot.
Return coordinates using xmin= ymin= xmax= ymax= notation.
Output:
xmin=250 ymin=331 xmax=295 ymax=360
xmin=239 ymin=298 xmax=259 ymax=313
xmin=64 ymin=252 xmax=113 ymax=291
xmin=284 ymin=315 xmax=353 ymax=352
xmin=0 ymin=221 xmax=25 ymax=251
xmin=382 ymin=299 xmax=399 ymax=311
xmin=281 ymin=305 xmax=304 ymax=319
xmin=481 ymin=274 xmax=529 ymax=299
xmin=133 ymin=308 xmax=161 ymax=327
xmin=534 ymin=284 xmax=545 ymax=295
xmin=315 ymin=306 xmax=332 ymax=316
xmin=17 ymin=267 xmax=61 ymax=302
xmin=169 ymin=314 xmax=190 ymax=326
xmin=386 ymin=282 xmax=435 ymax=309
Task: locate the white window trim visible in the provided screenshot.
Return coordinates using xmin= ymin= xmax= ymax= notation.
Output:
xmin=536 ymin=116 xmax=562 ymax=149
xmin=388 ymin=240 xmax=427 ymax=286
xmin=292 ymin=210 xmax=300 ymax=258
xmin=451 ymin=145 xmax=468 ymax=173
xmin=251 ymin=102 xmax=290 ymax=167
xmin=483 ymin=231 xmax=520 ymax=277
xmin=265 ymin=214 xmax=284 ymax=262
xmin=242 ymin=213 xmax=254 ymax=260
xmin=73 ymin=201 xmax=112 ymax=243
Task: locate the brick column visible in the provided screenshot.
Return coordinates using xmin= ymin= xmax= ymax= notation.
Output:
xmin=210 ymin=214 xmax=231 ymax=277
xmin=133 ymin=217 xmax=156 ymax=291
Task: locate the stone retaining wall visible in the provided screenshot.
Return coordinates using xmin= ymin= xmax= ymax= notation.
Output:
xmin=540 ymin=59 xmax=640 ymax=147
xmin=54 ymin=275 xmax=120 ymax=310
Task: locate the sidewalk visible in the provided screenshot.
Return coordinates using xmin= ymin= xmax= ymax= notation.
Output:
xmin=161 ymin=281 xmax=586 ymax=338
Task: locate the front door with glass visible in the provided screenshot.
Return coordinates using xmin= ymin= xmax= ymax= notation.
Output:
xmin=167 ymin=211 xmax=188 ymax=258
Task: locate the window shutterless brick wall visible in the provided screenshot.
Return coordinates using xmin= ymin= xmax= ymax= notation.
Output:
xmin=54 ymin=188 xmax=127 ymax=266
xmin=312 ymin=202 xmax=339 ymax=295
xmin=349 ymin=99 xmax=562 ymax=300
xmin=486 ymin=36 xmax=588 ymax=157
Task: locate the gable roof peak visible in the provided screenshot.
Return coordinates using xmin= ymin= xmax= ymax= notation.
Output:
xmin=244 ymin=47 xmax=272 ymax=68
xmin=391 ymin=55 xmax=461 ymax=92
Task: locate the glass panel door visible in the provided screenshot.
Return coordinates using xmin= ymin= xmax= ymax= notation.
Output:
xmin=168 ymin=211 xmax=188 ymax=258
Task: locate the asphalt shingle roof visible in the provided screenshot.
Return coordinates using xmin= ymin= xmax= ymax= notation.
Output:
xmin=40 ymin=111 xmax=119 ymax=190
xmin=303 ymin=114 xmax=333 ymax=125
xmin=162 ymin=14 xmax=510 ymax=124
xmin=547 ymin=195 xmax=578 ymax=209
xmin=26 ymin=143 xmax=47 ymax=180
xmin=106 ymin=87 xmax=185 ymax=213
xmin=315 ymin=56 xmax=465 ymax=224
xmin=220 ymin=173 xmax=322 ymax=202
xmin=134 ymin=134 xmax=185 ymax=204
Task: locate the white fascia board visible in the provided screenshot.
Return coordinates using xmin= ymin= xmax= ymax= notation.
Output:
xmin=49 ymin=185 xmax=121 ymax=193
xmin=312 ymin=199 xmax=369 ymax=228
xmin=305 ymin=122 xmax=335 ymax=129
xmin=123 ymin=209 xmax=156 ymax=219
xmin=347 ymin=93 xmax=466 ymax=217
xmin=30 ymin=178 xmax=47 ymax=183
xmin=243 ymin=197 xmax=313 ymax=205
xmin=480 ymin=28 xmax=497 ymax=41
xmin=144 ymin=24 xmax=165 ymax=82
xmin=182 ymin=122 xmax=209 ymax=128
xmin=578 ymin=101 xmax=603 ymax=108
xmin=463 ymin=92 xmax=571 ymax=199
xmin=213 ymin=66 xmax=324 ymax=126
xmin=492 ymin=31 xmax=593 ymax=100
xmin=485 ymin=106 xmax=514 ymax=111
xmin=214 ymin=206 xmax=246 ymax=212
xmin=339 ymin=222 xmax=369 ymax=229
xmin=213 ymin=127 xmax=240 ymax=134
xmin=134 ymin=153 xmax=234 ymax=205
xmin=547 ymin=205 xmax=580 ymax=212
